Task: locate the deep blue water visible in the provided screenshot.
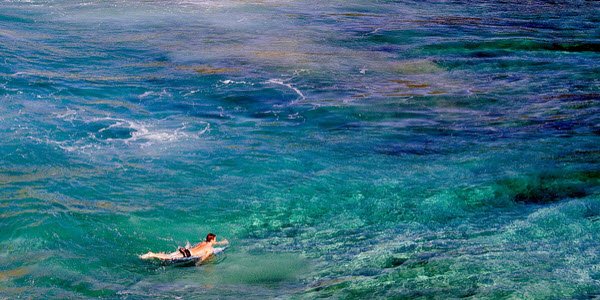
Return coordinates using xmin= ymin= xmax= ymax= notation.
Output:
xmin=0 ymin=0 xmax=599 ymax=298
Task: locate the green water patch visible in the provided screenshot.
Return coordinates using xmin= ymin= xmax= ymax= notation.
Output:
xmin=365 ymin=30 xmax=423 ymax=46
xmin=303 ymin=192 xmax=600 ymax=298
xmin=503 ymin=196 xmax=600 ymax=242
xmin=215 ymin=253 xmax=310 ymax=285
xmin=374 ymin=141 xmax=447 ymax=157
xmin=304 ymin=257 xmax=482 ymax=299
xmin=0 ymin=13 xmax=35 ymax=24
xmin=33 ymin=275 xmax=117 ymax=298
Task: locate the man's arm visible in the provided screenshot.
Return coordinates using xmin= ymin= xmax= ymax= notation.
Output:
xmin=215 ymin=239 xmax=229 ymax=246
xmin=200 ymin=252 xmax=212 ymax=261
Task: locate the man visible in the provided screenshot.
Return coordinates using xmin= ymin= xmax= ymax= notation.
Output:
xmin=181 ymin=233 xmax=229 ymax=261
xmin=140 ymin=233 xmax=229 ymax=262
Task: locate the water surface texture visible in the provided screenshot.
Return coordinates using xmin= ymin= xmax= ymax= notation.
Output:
xmin=1 ymin=0 xmax=599 ymax=298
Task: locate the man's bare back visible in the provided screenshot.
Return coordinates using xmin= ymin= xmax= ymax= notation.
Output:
xmin=140 ymin=233 xmax=229 ymax=261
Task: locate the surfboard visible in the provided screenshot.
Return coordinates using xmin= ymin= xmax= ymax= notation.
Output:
xmin=140 ymin=247 xmax=228 ymax=266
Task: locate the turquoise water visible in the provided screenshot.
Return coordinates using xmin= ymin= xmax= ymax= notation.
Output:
xmin=1 ymin=0 xmax=599 ymax=298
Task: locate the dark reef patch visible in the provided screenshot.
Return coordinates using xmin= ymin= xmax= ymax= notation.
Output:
xmin=422 ymin=39 xmax=600 ymax=54
xmin=543 ymin=93 xmax=600 ymax=102
xmin=470 ymin=50 xmax=512 ymax=58
xmin=497 ymin=171 xmax=598 ymax=204
xmin=556 ymin=149 xmax=600 ymax=164
xmin=542 ymin=120 xmax=578 ymax=132
xmin=380 ymin=255 xmax=408 ymax=269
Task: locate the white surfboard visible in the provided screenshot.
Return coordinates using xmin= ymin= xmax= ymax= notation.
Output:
xmin=140 ymin=247 xmax=228 ymax=266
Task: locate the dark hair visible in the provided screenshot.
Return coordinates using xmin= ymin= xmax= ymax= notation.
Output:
xmin=206 ymin=233 xmax=216 ymax=242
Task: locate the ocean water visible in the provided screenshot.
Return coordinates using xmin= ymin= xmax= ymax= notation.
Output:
xmin=1 ymin=0 xmax=599 ymax=298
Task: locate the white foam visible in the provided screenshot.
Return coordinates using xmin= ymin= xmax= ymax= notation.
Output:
xmin=138 ymin=91 xmax=154 ymax=98
xmin=88 ymin=117 xmax=210 ymax=145
xmin=138 ymin=89 xmax=171 ymax=99
xmin=266 ymin=79 xmax=306 ymax=102
xmin=33 ymin=113 xmax=211 ymax=154
xmin=220 ymin=79 xmax=251 ymax=85
xmin=29 ymin=136 xmax=94 ymax=153
xmin=183 ymin=89 xmax=200 ymax=97
xmin=287 ymin=112 xmax=304 ymax=120
xmin=52 ymin=107 xmax=77 ymax=121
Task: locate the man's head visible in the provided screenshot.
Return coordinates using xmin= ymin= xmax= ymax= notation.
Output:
xmin=206 ymin=233 xmax=216 ymax=242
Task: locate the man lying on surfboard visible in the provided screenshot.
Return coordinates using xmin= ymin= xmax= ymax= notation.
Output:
xmin=140 ymin=233 xmax=229 ymax=262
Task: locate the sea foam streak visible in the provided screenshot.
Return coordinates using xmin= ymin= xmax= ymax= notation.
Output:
xmin=266 ymin=79 xmax=306 ymax=103
xmin=38 ymin=108 xmax=212 ymax=153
